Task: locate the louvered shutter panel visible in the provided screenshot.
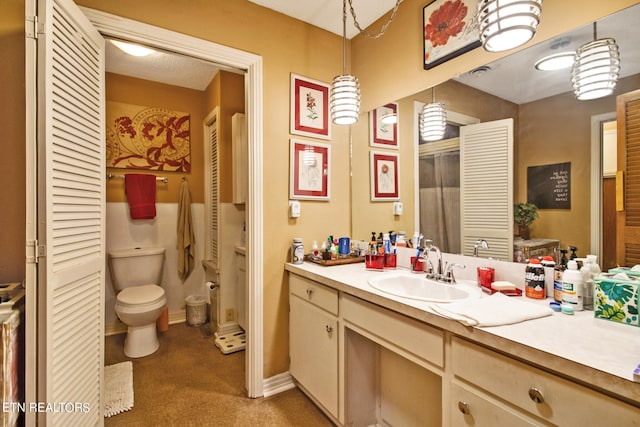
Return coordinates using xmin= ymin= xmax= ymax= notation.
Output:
xmin=460 ymin=119 xmax=514 ymax=260
xmin=206 ymin=116 xmax=220 ymax=266
xmin=37 ymin=0 xmax=105 ymax=424
xmin=617 ymin=90 xmax=640 ymax=266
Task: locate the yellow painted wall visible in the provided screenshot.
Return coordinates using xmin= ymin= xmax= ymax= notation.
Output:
xmin=0 ymin=0 xmax=26 ymax=282
xmin=1 ymin=0 xmax=635 ymax=381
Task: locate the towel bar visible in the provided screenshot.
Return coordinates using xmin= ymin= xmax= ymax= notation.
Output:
xmin=107 ymin=174 xmax=168 ymax=183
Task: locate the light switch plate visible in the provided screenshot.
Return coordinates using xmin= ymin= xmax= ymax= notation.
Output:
xmin=393 ymin=201 xmax=403 ymax=216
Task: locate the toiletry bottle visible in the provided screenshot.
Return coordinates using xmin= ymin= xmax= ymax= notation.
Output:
xmin=568 ymin=245 xmax=578 ymax=261
xmin=383 ymin=233 xmax=391 ymax=254
xmin=562 ymin=260 xmax=584 ymax=311
xmin=525 ymin=258 xmax=545 ymax=299
xmin=396 ymin=231 xmax=407 ymax=247
xmin=291 ymin=238 xmax=304 ymax=264
xmin=553 ymin=250 xmax=568 ymax=303
xmin=311 ymin=240 xmax=319 ymax=258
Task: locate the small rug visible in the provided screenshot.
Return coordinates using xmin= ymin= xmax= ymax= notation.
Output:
xmin=104 ymin=361 xmax=134 ymax=418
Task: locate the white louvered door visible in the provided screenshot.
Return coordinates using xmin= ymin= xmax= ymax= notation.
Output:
xmin=36 ymin=0 xmax=105 ymax=424
xmin=204 ymin=109 xmax=220 ymax=267
xmin=460 ymin=119 xmax=514 ymax=261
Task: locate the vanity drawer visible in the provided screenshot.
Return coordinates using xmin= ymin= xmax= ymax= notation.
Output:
xmin=450 ymin=381 xmax=538 ymax=427
xmin=289 ymin=274 xmax=338 ymax=316
xmin=451 ymin=336 xmax=640 ymax=426
xmin=342 ymin=294 xmax=444 ymax=368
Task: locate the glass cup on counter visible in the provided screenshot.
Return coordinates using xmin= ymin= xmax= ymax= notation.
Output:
xmin=477 ymin=266 xmax=495 ymax=289
xmin=410 ymin=256 xmax=426 ymax=273
xmin=365 ymin=254 xmax=385 ymax=270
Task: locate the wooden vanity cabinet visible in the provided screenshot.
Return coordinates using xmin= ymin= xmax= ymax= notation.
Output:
xmin=289 ymin=275 xmax=339 ymax=419
xmin=450 ymin=336 xmax=640 ymax=426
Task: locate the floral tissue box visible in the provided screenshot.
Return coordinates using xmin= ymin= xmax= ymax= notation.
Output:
xmin=594 ymin=276 xmax=639 ymax=327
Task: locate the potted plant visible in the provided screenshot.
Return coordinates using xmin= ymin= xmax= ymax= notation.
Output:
xmin=514 ymin=202 xmax=538 ymax=240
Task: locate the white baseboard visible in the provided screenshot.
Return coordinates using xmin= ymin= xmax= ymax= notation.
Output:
xmin=262 ymin=371 xmax=296 ymax=398
xmin=105 ymin=309 xmax=186 ymax=336
xmin=216 ymin=321 xmax=242 ymax=337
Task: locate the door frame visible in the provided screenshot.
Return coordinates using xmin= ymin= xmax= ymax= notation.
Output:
xmin=590 ymin=112 xmax=614 ymax=259
xmin=80 ymin=7 xmax=265 ymax=397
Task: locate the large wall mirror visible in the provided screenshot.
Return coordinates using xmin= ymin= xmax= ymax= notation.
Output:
xmin=351 ymin=3 xmax=640 ymax=270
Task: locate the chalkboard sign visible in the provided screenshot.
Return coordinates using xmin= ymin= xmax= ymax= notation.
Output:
xmin=527 ymin=162 xmax=571 ymax=209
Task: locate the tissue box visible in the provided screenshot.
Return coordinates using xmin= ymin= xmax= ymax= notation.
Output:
xmin=594 ymin=276 xmax=639 ymax=327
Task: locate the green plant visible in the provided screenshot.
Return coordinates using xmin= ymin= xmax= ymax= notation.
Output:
xmin=514 ymin=202 xmax=539 ymax=226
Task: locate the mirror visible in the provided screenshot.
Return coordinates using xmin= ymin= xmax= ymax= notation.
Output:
xmin=352 ymin=4 xmax=640 ymax=269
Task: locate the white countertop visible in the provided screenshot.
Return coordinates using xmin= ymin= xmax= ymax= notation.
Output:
xmin=285 ymin=261 xmax=640 ymax=406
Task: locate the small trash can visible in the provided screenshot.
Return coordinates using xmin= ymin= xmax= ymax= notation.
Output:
xmin=185 ymin=295 xmax=207 ymax=326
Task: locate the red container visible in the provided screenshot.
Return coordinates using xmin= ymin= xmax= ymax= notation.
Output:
xmin=365 ymin=254 xmax=384 ymax=270
xmin=477 ymin=267 xmax=495 ymax=290
xmin=384 ymin=253 xmax=397 ymax=269
xmin=410 ymin=256 xmax=425 ymax=273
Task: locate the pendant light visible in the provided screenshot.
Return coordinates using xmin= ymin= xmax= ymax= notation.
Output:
xmin=571 ymin=22 xmax=620 ymax=101
xmin=330 ymin=0 xmax=360 ymax=125
xmin=420 ymin=87 xmax=447 ymax=142
xmin=477 ymin=0 xmax=542 ymax=52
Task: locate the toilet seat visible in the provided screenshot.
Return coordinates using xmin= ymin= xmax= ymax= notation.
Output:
xmin=117 ymin=284 xmax=166 ymax=308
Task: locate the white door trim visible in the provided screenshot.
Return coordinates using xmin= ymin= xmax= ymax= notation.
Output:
xmin=80 ymin=7 xmax=265 ymax=397
xmin=590 ymin=112 xmax=615 ymax=258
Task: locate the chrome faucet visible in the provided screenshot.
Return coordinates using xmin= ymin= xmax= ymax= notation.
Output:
xmin=422 ymin=240 xmax=443 ymax=280
xmin=443 ymin=263 xmax=466 ymax=284
xmin=474 ymin=239 xmax=489 ymax=257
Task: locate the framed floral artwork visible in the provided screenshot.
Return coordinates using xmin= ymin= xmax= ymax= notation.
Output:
xmin=290 ymin=74 xmax=331 ymax=140
xmin=290 ymin=139 xmax=331 ymax=200
xmin=369 ymin=102 xmax=399 ymax=149
xmin=423 ymin=0 xmax=481 ymax=70
xmin=370 ymin=151 xmax=399 ymax=201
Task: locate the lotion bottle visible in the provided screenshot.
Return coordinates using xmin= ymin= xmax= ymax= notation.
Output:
xmin=562 ymin=260 xmax=584 ymax=311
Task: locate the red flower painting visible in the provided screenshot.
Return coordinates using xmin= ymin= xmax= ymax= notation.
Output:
xmin=425 ymin=0 xmax=468 ymax=48
xmin=423 ymin=0 xmax=480 ymax=70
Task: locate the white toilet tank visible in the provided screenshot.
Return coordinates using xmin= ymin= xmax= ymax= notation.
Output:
xmin=108 ymin=247 xmax=165 ymax=291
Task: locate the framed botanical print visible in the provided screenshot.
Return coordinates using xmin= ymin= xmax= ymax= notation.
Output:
xmin=370 ymin=151 xmax=399 ymax=201
xmin=423 ymin=0 xmax=481 ymax=70
xmin=290 ymin=74 xmax=331 ymax=140
xmin=369 ymin=102 xmax=399 ymax=149
xmin=289 ymin=139 xmax=330 ymax=200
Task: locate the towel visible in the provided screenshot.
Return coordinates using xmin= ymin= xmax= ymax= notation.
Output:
xmin=177 ymin=179 xmax=195 ymax=282
xmin=431 ymin=293 xmax=553 ymax=327
xmin=124 ymin=174 xmax=156 ymax=219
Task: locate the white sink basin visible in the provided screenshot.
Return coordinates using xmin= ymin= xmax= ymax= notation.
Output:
xmin=367 ymin=274 xmax=482 ymax=303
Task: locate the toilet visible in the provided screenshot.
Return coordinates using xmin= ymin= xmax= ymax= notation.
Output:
xmin=108 ymin=247 xmax=167 ymax=358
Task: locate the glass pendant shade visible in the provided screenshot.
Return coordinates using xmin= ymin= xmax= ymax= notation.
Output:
xmin=571 ymin=37 xmax=620 ymax=100
xmin=478 ymin=0 xmax=542 ymax=52
xmin=330 ymin=75 xmax=360 ymax=125
xmin=420 ymin=102 xmax=447 ymax=141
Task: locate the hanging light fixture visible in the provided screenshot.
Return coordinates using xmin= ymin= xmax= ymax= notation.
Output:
xmin=571 ymin=22 xmax=620 ymax=101
xmin=420 ymin=87 xmax=447 ymax=141
xmin=477 ymin=0 xmax=542 ymax=52
xmin=330 ymin=0 xmax=360 ymax=125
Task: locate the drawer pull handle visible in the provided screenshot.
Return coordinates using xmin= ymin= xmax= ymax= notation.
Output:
xmin=457 ymin=401 xmax=471 ymax=415
xmin=528 ymin=387 xmax=545 ymax=404
xmin=306 ymin=288 xmax=314 ymax=298
xmin=325 ymin=325 xmax=333 ymax=333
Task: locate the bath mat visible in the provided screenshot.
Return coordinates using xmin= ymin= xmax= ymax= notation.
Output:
xmin=104 ymin=361 xmax=134 ymax=417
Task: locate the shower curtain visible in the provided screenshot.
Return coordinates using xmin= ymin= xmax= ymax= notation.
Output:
xmin=419 ymin=152 xmax=460 ymax=253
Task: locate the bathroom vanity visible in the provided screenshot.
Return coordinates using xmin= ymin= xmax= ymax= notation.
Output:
xmin=286 ymin=261 xmax=640 ymax=426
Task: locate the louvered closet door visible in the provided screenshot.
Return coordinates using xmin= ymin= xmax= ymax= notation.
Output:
xmin=617 ymin=89 xmax=640 ymax=266
xmin=37 ymin=0 xmax=105 ymax=424
xmin=460 ymin=119 xmax=514 ymax=261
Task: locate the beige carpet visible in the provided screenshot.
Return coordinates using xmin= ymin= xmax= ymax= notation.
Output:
xmin=105 ymin=322 xmax=333 ymax=426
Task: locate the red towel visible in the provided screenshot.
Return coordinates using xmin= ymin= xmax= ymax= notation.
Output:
xmin=125 ymin=174 xmax=157 ymax=219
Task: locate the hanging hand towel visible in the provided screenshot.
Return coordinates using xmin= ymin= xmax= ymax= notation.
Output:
xmin=124 ymin=174 xmax=156 ymax=219
xmin=177 ymin=179 xmax=195 ymax=282
xmin=431 ymin=293 xmax=553 ymax=327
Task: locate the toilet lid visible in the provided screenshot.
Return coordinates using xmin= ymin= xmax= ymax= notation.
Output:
xmin=117 ymin=285 xmax=165 ymax=306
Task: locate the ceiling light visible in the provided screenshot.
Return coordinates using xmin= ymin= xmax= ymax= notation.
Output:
xmin=111 ymin=40 xmax=156 ymax=57
xmin=478 ymin=0 xmax=542 ymax=52
xmin=571 ymin=22 xmax=620 ymax=101
xmin=534 ymin=52 xmax=575 ymax=71
xmin=330 ymin=0 xmax=360 ymax=125
xmin=380 ymin=113 xmax=398 ymax=124
xmin=420 ymin=88 xmax=447 ymax=142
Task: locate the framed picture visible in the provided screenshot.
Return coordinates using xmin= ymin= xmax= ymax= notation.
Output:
xmin=290 ymin=74 xmax=331 ymax=140
xmin=423 ymin=0 xmax=481 ymax=70
xmin=369 ymin=102 xmax=399 ymax=149
xmin=290 ymin=139 xmax=330 ymax=200
xmin=370 ymin=151 xmax=399 ymax=201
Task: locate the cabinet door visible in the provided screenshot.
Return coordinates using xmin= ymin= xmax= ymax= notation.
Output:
xmin=290 ymin=294 xmax=338 ymax=417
